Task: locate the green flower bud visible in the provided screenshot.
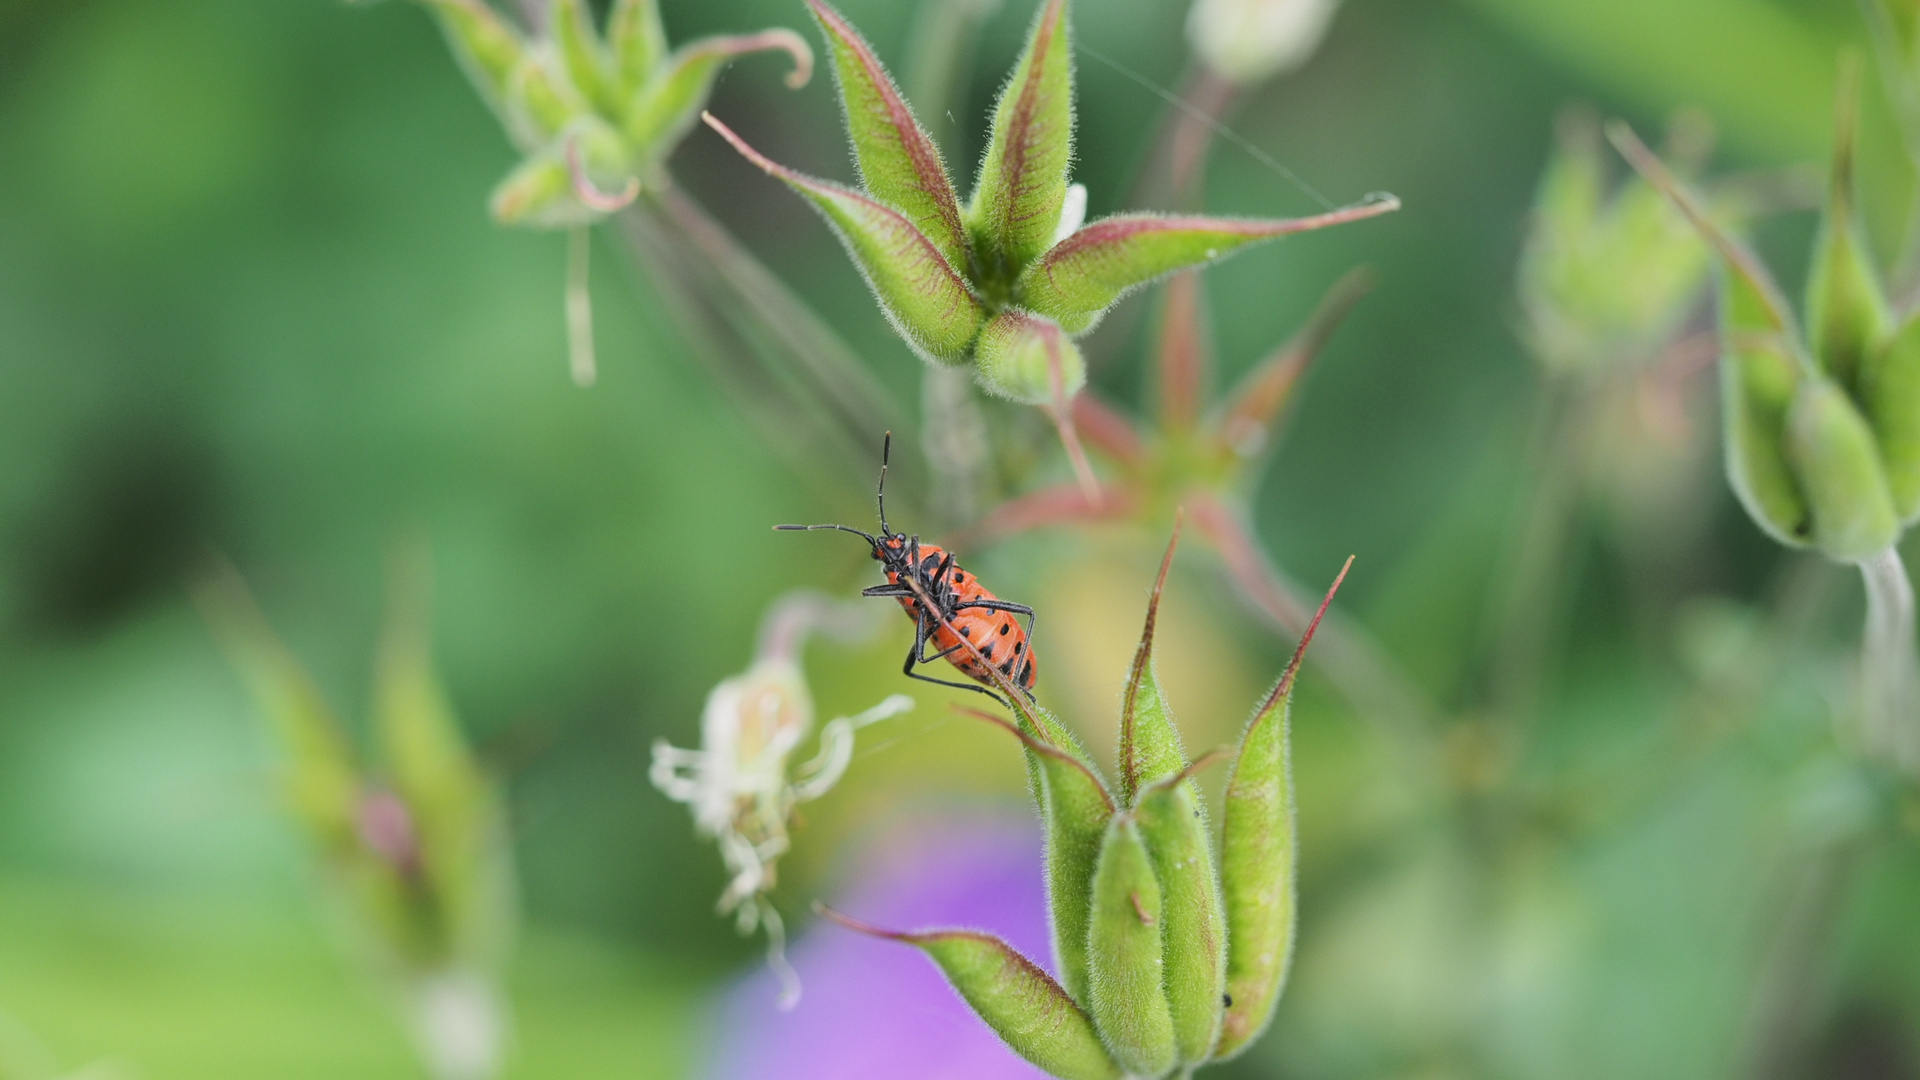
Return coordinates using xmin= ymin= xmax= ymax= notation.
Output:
xmin=974 ymin=310 xmax=1085 ymax=405
xmin=1787 ymin=376 xmax=1901 ymax=562
xmin=1605 ymin=117 xmax=1913 ymax=561
xmin=1087 ymin=815 xmax=1177 ymax=1078
xmin=1518 ymin=110 xmax=1713 ymax=377
xmin=705 ymin=0 xmax=1394 ymax=423
xmin=488 ymin=117 xmax=631 ymax=228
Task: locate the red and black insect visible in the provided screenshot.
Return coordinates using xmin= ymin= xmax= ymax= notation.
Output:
xmin=778 ymin=435 xmax=1038 ymax=703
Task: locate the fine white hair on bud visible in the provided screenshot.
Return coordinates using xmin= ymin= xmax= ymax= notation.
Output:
xmin=1185 ymin=0 xmax=1343 ymax=87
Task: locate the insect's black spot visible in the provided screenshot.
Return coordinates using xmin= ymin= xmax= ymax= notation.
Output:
xmin=920 ymin=554 xmax=940 ymax=575
xmin=998 ymin=623 xmax=1010 ymax=636
xmin=1014 ymin=640 xmax=1023 ymax=653
xmin=1020 ymin=660 xmax=1033 ymax=685
xmin=954 ymin=573 xmax=965 ymax=584
xmin=960 ymin=625 xmax=972 ymax=638
xmin=979 ymin=643 xmax=993 ymax=663
xmin=999 ymin=655 xmax=1016 ymax=675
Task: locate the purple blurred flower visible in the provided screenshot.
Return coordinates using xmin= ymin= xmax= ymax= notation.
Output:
xmin=704 ymin=814 xmax=1053 ymax=1080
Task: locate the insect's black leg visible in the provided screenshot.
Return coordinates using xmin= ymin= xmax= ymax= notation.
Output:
xmin=933 ymin=551 xmax=957 ymax=615
xmin=902 ymin=628 xmax=1006 ymax=704
xmin=954 ymin=599 xmax=1038 ymax=641
xmin=861 ymin=584 xmax=914 ymax=598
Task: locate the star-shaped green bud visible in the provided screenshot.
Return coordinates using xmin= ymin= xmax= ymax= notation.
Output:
xmin=1517 ymin=110 xmax=1716 ymax=378
xmin=703 ymin=0 xmax=1396 ymax=411
xmin=397 ymin=0 xmax=813 ymax=227
xmin=1611 ymin=59 xmax=1918 ymax=563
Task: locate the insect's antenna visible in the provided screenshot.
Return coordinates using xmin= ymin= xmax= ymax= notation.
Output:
xmin=876 ymin=431 xmax=893 ymax=536
xmin=774 ymin=523 xmax=880 ymax=547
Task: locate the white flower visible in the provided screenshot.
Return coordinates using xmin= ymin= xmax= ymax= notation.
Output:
xmin=1186 ymin=0 xmax=1343 ymax=86
xmin=650 ymin=591 xmax=912 ymax=1007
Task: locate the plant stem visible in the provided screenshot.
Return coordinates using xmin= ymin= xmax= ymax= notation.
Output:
xmin=1858 ymin=547 xmax=1919 ymax=772
xmin=1482 ymin=379 xmax=1590 ymax=731
xmin=614 ymin=186 xmax=914 ymax=504
xmin=904 ymin=0 xmax=1002 ymax=527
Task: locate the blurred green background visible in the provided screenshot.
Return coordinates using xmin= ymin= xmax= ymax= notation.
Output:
xmin=3 ymin=0 xmax=1918 ymax=1077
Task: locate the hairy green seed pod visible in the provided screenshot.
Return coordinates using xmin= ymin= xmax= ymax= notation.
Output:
xmin=967 ymin=710 xmax=1114 ymax=1006
xmin=1787 ymin=376 xmax=1901 ymax=562
xmin=1134 ymin=769 xmax=1227 ymax=1065
xmin=974 ymin=310 xmax=1086 ymax=405
xmin=1087 ymin=816 xmax=1176 ymax=1078
xmin=1215 ymin=677 xmax=1296 ymax=1059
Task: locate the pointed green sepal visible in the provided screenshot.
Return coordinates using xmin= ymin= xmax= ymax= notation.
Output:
xmin=1134 ymin=757 xmax=1229 ymax=1066
xmin=626 ymin=31 xmax=813 ymax=158
xmin=606 ymin=0 xmax=670 ymax=95
xmin=967 ymin=0 xmax=1075 ymax=282
xmin=1017 ymin=198 xmax=1399 ymax=334
xmin=1216 ymin=557 xmax=1347 ymax=1060
xmin=961 ymin=708 xmax=1115 ymax=1007
xmin=1087 ymin=815 xmax=1176 ymax=1078
xmin=1718 ymin=266 xmax=1813 ymax=547
xmin=808 ymin=0 xmax=970 ymax=272
xmin=505 ymin=50 xmax=588 ymax=149
xmin=705 ymin=113 xmax=986 ymax=363
xmin=414 ymin=0 xmax=528 ymax=118
xmin=549 ymin=0 xmax=622 ymax=117
xmin=1787 ymin=376 xmax=1902 ymax=562
xmin=974 ymin=310 xmax=1085 ymax=404
xmin=1807 ymin=59 xmax=1890 ymax=396
xmin=819 ymin=908 xmax=1122 ymax=1080
xmin=1866 ymin=314 xmax=1920 ymax=521
xmin=1215 ymin=267 xmax=1372 ymax=460
xmin=1120 ymin=525 xmax=1191 ymax=803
